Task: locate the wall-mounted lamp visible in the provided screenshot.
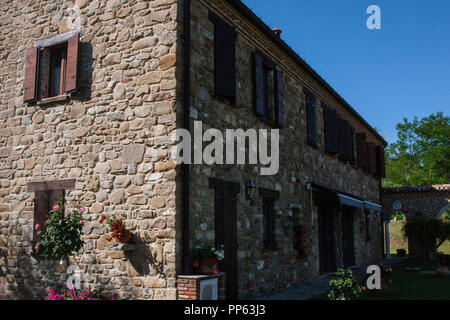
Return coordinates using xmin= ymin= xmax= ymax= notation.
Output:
xmin=245 ymin=180 xmax=256 ymax=201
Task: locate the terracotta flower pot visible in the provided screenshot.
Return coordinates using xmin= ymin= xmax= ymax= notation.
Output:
xmin=117 ymin=229 xmax=131 ymax=244
xmin=199 ymin=258 xmax=218 ymax=275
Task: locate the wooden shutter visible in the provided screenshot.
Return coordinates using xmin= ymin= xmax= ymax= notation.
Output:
xmin=275 ymin=69 xmax=285 ymax=128
xmin=210 ymin=13 xmax=236 ymax=103
xmin=323 ymin=104 xmax=338 ymax=154
xmin=24 ymin=47 xmax=39 ymax=102
xmin=253 ymin=52 xmax=265 ymax=117
xmin=338 ymin=116 xmax=349 ymax=158
xmin=65 ymin=33 xmax=79 ymax=93
xmin=367 ymin=141 xmax=377 ymax=175
xmin=356 ymin=132 xmax=369 ymax=170
xmin=305 ymin=91 xmax=317 ymax=146
xmin=376 ymin=146 xmax=386 ymax=178
xmin=349 ymin=127 xmax=356 ymax=164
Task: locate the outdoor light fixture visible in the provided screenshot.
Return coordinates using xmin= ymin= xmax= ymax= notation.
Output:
xmin=245 ymin=180 xmax=256 ymax=201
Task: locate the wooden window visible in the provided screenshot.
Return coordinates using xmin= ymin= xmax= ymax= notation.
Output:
xmin=376 ymin=146 xmax=386 ymax=178
xmin=337 ymin=118 xmax=353 ymax=162
xmin=356 ymin=132 xmax=369 ymax=171
xmin=209 ymin=12 xmax=237 ymax=104
xmin=305 ymin=89 xmax=317 ymax=147
xmin=259 ymin=188 xmax=279 ymax=250
xmin=367 ymin=141 xmax=377 ymax=175
xmin=323 ymin=103 xmax=338 ymax=154
xmin=23 ymin=29 xmax=80 ymax=103
xmin=253 ymin=52 xmax=284 ymax=127
xmin=263 ymin=197 xmax=276 ymax=250
xmin=27 ymin=179 xmax=75 ymax=245
xmin=350 ymin=127 xmax=356 ymax=164
xmin=49 ymin=44 xmax=67 ymax=97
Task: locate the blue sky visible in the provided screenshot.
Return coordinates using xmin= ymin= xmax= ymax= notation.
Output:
xmin=242 ymin=0 xmax=450 ymax=143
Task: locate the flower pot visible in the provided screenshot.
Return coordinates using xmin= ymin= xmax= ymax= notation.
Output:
xmin=198 ymin=258 xmax=218 ymax=275
xmin=117 ymin=230 xmax=131 ymax=244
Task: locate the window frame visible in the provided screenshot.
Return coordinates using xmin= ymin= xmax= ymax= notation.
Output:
xmin=48 ymin=43 xmax=68 ymax=98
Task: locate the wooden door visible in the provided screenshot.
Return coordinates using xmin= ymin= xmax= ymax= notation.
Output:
xmin=342 ymin=206 xmax=356 ymax=267
xmin=318 ymin=207 xmax=336 ymax=274
xmin=210 ymin=178 xmax=240 ymax=300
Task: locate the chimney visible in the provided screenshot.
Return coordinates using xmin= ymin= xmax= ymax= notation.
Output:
xmin=273 ymin=27 xmax=282 ymax=38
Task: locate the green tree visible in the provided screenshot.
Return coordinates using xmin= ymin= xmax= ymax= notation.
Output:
xmin=384 ymin=112 xmax=449 ymax=187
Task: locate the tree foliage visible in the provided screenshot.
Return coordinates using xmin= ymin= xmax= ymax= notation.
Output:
xmin=384 ymin=112 xmax=449 ymax=187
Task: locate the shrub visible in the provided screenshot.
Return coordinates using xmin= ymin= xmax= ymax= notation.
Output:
xmin=402 ymin=218 xmax=450 ymax=257
xmin=328 ymin=269 xmax=362 ymax=300
xmin=46 ymin=288 xmax=116 ymax=300
xmin=33 ymin=201 xmax=85 ymax=261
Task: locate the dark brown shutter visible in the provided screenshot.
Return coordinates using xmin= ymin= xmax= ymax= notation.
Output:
xmin=253 ymin=52 xmax=265 ymax=117
xmin=367 ymin=141 xmax=377 ymax=175
xmin=305 ymin=90 xmax=317 ymax=147
xmin=337 ymin=116 xmax=347 ymax=158
xmin=356 ymin=132 xmax=369 ymax=170
xmin=33 ymin=191 xmax=49 ymax=243
xmin=209 ymin=13 xmax=237 ymax=104
xmin=376 ymin=146 xmax=386 ymax=178
xmin=323 ymin=104 xmax=338 ymax=154
xmin=65 ymin=33 xmax=79 ymax=93
xmin=24 ymin=47 xmax=39 ymax=102
xmin=350 ymin=127 xmax=356 ymax=164
xmin=275 ymin=69 xmax=285 ymax=128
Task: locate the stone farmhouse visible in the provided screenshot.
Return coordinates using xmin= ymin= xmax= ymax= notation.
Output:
xmin=0 ymin=0 xmax=387 ymax=299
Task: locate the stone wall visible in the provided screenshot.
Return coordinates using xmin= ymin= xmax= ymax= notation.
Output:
xmin=0 ymin=0 xmax=181 ymax=299
xmin=187 ymin=0 xmax=384 ymax=298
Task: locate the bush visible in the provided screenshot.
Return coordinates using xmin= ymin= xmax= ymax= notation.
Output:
xmin=402 ymin=218 xmax=450 ymax=257
xmin=328 ymin=269 xmax=362 ymax=300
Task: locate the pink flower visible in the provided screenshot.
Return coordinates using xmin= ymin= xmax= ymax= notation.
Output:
xmin=214 ymin=268 xmax=219 ymax=275
xmin=79 ymin=208 xmax=86 ymax=214
xmin=53 ymin=205 xmax=60 ymax=211
xmin=35 ymin=224 xmax=40 ymax=230
xmin=34 ymin=245 xmax=39 ymax=251
xmin=80 ymin=220 xmax=84 ymax=225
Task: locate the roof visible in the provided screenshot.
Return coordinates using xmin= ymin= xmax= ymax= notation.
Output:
xmin=225 ymin=0 xmax=388 ymax=147
xmin=383 ymin=184 xmax=450 ymax=194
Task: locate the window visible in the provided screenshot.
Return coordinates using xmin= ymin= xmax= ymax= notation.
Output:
xmin=367 ymin=141 xmax=377 ymax=175
xmin=375 ymin=145 xmax=386 ymax=177
xmin=209 ymin=12 xmax=237 ymax=104
xmin=263 ymin=197 xmax=276 ymax=249
xmin=259 ymin=188 xmax=280 ymax=250
xmin=337 ymin=117 xmax=354 ymax=162
xmin=24 ymin=29 xmax=80 ymax=103
xmin=305 ymin=89 xmax=317 ymax=147
xmin=323 ymin=103 xmax=338 ymax=154
xmin=27 ymin=179 xmax=75 ymax=245
xmin=253 ymin=52 xmax=284 ymax=127
xmin=356 ymin=132 xmax=369 ymax=171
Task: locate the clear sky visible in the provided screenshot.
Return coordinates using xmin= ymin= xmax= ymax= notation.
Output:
xmin=242 ymin=0 xmax=450 ymax=144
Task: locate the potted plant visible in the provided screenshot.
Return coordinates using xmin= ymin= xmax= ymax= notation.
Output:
xmin=192 ymin=244 xmax=225 ymax=275
xmin=327 ymin=269 xmax=362 ymax=300
xmin=100 ymin=213 xmax=131 ymax=244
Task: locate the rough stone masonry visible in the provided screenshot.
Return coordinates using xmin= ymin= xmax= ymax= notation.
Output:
xmin=0 ymin=0 xmax=387 ymax=300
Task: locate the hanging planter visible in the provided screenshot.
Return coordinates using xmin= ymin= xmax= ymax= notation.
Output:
xmin=100 ymin=213 xmax=132 ymax=244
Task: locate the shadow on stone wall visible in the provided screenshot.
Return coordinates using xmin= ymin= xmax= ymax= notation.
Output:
xmin=127 ymin=233 xmax=166 ymax=279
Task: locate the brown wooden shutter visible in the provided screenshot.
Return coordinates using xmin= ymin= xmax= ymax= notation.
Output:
xmin=323 ymin=104 xmax=338 ymax=154
xmin=253 ymin=52 xmax=265 ymax=117
xmin=350 ymin=127 xmax=356 ymax=164
xmin=65 ymin=33 xmax=79 ymax=93
xmin=33 ymin=191 xmax=49 ymax=244
xmin=275 ymin=69 xmax=285 ymax=128
xmin=376 ymin=146 xmax=386 ymax=178
xmin=305 ymin=90 xmax=317 ymax=147
xmin=356 ymin=132 xmax=369 ymax=170
xmin=367 ymin=141 xmax=377 ymax=175
xmin=24 ymin=47 xmax=39 ymax=102
xmin=337 ymin=116 xmax=347 ymax=158
xmin=209 ymin=13 xmax=237 ymax=104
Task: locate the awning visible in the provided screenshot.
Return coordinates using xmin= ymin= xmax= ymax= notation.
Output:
xmin=337 ymin=193 xmax=365 ymax=209
xmin=364 ymin=201 xmax=383 ymax=212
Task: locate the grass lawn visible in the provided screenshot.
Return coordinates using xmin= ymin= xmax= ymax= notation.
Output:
xmin=358 ymin=259 xmax=450 ymax=300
